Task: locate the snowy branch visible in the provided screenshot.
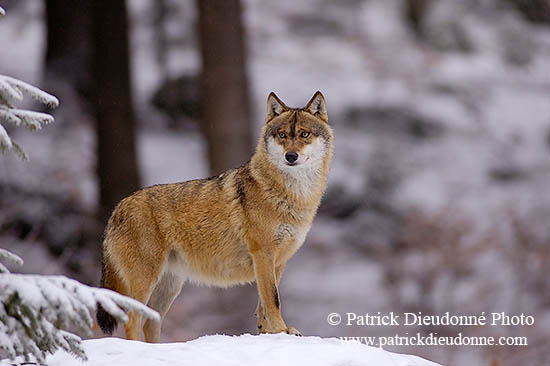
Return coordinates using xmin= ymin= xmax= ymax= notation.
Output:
xmin=0 ymin=274 xmax=160 ymax=363
xmin=0 ymin=248 xmax=24 ymax=274
xmin=0 ymin=75 xmax=59 ymax=108
xmin=0 ymin=74 xmax=59 ymax=160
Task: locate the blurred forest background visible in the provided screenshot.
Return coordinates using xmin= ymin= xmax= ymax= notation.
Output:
xmin=1 ymin=0 xmax=549 ymax=365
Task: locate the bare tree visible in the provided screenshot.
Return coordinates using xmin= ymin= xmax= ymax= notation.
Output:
xmin=44 ymin=0 xmax=93 ymax=121
xmin=404 ymin=0 xmax=431 ymax=38
xmin=91 ymin=0 xmax=141 ymax=222
xmin=152 ymin=0 xmax=170 ymax=83
xmin=196 ymin=0 xmax=253 ymax=175
xmin=196 ymin=0 xmax=256 ymax=334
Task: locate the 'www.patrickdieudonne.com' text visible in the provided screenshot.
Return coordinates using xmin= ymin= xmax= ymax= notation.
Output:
xmin=339 ymin=333 xmax=528 ymax=347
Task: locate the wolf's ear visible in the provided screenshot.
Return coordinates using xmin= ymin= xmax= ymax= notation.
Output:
xmin=266 ymin=92 xmax=288 ymax=123
xmin=305 ymin=91 xmax=328 ymax=122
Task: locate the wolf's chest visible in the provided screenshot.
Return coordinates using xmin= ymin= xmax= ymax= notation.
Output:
xmin=274 ymin=223 xmax=296 ymax=243
xmin=273 ymin=223 xmax=309 ymax=260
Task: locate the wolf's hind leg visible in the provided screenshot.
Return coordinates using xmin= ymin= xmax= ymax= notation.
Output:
xmin=121 ymin=243 xmax=166 ymax=340
xmin=124 ymin=272 xmax=160 ymax=340
xmin=143 ymin=272 xmax=184 ymax=343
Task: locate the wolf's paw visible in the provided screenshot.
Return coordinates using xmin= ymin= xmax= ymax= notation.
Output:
xmin=285 ymin=327 xmax=302 ymax=336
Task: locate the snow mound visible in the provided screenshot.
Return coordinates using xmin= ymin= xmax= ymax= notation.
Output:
xmin=39 ymin=334 xmax=439 ymax=366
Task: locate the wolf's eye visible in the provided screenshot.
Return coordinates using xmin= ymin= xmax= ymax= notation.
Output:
xmin=278 ymin=132 xmax=286 ymax=139
xmin=301 ymin=131 xmax=310 ymax=138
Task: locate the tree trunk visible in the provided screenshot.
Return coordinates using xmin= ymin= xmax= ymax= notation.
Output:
xmin=92 ymin=0 xmax=140 ymax=222
xmin=44 ymin=0 xmax=93 ymax=120
xmin=196 ymin=0 xmax=256 ymax=333
xmin=152 ymin=0 xmax=170 ymax=83
xmin=506 ymin=0 xmax=550 ymax=24
xmin=196 ymin=0 xmax=254 ymax=175
xmin=404 ymin=0 xmax=430 ymax=38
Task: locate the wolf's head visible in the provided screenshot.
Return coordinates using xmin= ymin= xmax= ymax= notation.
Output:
xmin=258 ymin=91 xmax=333 ymax=194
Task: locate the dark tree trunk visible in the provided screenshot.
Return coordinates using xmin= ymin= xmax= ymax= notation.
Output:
xmin=404 ymin=0 xmax=430 ymax=38
xmin=92 ymin=0 xmax=140 ymax=222
xmin=153 ymin=0 xmax=170 ymax=82
xmin=196 ymin=0 xmax=256 ymax=333
xmin=44 ymin=0 xmax=93 ymax=120
xmin=196 ymin=0 xmax=254 ymax=175
xmin=505 ymin=0 xmax=550 ymax=24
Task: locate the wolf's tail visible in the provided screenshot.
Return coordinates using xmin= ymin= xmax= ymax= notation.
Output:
xmin=96 ymin=255 xmax=119 ymax=335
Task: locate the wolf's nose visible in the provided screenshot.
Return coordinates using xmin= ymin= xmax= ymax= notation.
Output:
xmin=285 ymin=152 xmax=299 ymax=163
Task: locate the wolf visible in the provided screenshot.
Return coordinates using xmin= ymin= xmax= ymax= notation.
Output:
xmin=96 ymin=91 xmax=334 ymax=342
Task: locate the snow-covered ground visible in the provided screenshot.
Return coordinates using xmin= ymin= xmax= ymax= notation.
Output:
xmin=2 ymin=334 xmax=440 ymax=366
xmin=1 ymin=1 xmax=549 ymax=365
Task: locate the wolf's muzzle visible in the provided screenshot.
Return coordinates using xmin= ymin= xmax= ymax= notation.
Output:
xmin=285 ymin=152 xmax=299 ymax=164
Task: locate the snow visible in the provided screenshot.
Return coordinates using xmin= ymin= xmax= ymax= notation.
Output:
xmin=0 ymin=123 xmax=12 ymax=151
xmin=0 ymin=273 xmax=160 ymax=362
xmin=1 ymin=0 xmax=549 ymax=364
xmin=0 ymin=249 xmax=23 ymax=274
xmin=33 ymin=334 xmax=439 ymax=366
xmin=0 ymin=75 xmax=59 ymax=108
xmin=138 ymin=131 xmax=208 ymax=186
xmin=0 ymin=74 xmax=59 ymax=159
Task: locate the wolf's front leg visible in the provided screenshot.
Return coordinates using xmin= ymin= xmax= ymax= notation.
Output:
xmin=252 ymin=252 xmax=301 ymax=335
xmin=256 ymin=263 xmax=299 ymax=335
xmin=255 ymin=299 xmax=269 ymax=334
